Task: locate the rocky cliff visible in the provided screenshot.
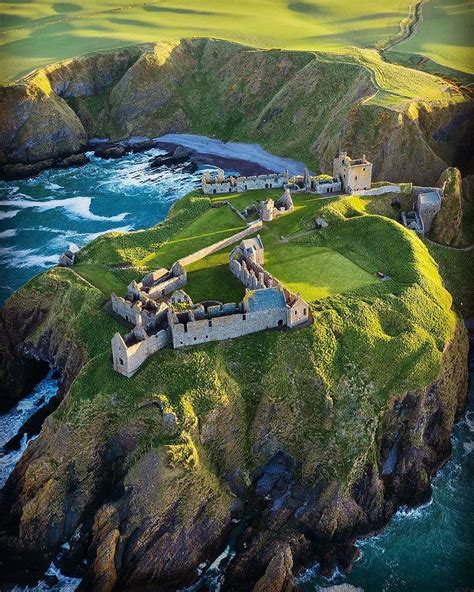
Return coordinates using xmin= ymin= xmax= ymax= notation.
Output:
xmin=0 ymin=193 xmax=469 ymax=590
xmin=1 ymin=39 xmax=473 ymax=184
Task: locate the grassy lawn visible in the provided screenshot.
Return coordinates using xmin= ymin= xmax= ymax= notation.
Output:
xmin=184 ymin=190 xmax=378 ymax=303
xmin=186 ymin=249 xmax=246 ymax=303
xmin=265 ymin=244 xmax=377 ymax=301
xmin=74 ymin=263 xmax=128 ymax=297
xmin=138 ymin=203 xmax=246 ymax=269
xmin=0 ymin=0 xmax=415 ymax=82
xmin=392 ymin=0 xmax=474 ymax=75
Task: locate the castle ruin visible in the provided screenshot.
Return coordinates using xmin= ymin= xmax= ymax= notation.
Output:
xmin=110 ymin=205 xmax=310 ymax=377
xmin=202 ymin=167 xmax=288 ymax=195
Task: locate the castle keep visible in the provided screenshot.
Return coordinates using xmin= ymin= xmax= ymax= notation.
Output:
xmin=333 ymin=151 xmax=372 ymax=193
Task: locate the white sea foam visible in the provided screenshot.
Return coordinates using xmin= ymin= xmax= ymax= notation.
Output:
xmin=0 ymin=196 xmax=128 ymax=222
xmin=0 ymin=209 xmax=20 ymax=220
xmin=44 ymin=181 xmax=63 ymax=190
xmin=0 ymin=246 xmax=59 ymax=269
xmin=0 ymin=229 xmax=17 ymax=238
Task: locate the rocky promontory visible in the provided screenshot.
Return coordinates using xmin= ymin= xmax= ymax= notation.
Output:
xmin=0 ymin=186 xmax=469 ymax=590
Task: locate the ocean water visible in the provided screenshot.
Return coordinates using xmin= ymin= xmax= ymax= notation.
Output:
xmin=0 ymin=148 xmax=202 ymax=305
xmin=298 ymin=369 xmax=474 ymax=592
xmin=0 ymin=146 xmax=472 ymax=591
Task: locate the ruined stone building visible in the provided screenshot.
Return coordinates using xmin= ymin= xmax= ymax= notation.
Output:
xmin=333 ymin=151 xmax=372 ymax=193
xmin=111 ymin=229 xmax=310 ymax=377
xmin=201 ymin=167 xmax=288 ymax=195
xmin=401 ymin=189 xmax=442 ymax=234
xmin=259 ymin=188 xmax=294 ymax=221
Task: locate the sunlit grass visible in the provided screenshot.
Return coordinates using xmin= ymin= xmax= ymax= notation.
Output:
xmin=0 ymin=0 xmax=414 ymax=81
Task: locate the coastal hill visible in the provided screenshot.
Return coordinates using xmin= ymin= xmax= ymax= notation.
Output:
xmin=0 ymin=183 xmax=469 ymax=589
xmin=1 ymin=39 xmax=473 ymax=186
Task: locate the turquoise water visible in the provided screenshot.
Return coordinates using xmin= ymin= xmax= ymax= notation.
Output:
xmin=299 ymin=370 xmax=474 ymax=592
xmin=0 ymin=149 xmax=472 ymax=591
xmin=0 ymin=148 xmax=202 ymax=304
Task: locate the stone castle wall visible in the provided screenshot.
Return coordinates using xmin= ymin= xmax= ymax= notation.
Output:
xmin=169 ymin=306 xmax=286 ymax=349
xmin=112 ymin=329 xmax=169 ymax=377
xmin=202 ymin=171 xmax=288 ymax=195
xmin=230 ymin=257 xmax=279 ymax=291
xmin=354 ymin=185 xmax=401 ymax=196
xmin=178 ymin=221 xmax=263 ymax=267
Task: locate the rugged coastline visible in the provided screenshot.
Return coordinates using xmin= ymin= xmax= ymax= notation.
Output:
xmin=1 ymin=39 xmax=473 ymax=184
xmin=0 ymin=184 xmax=470 ymax=590
xmin=0 ymin=37 xmax=472 ymax=591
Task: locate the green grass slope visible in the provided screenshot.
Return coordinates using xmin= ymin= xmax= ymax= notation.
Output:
xmin=391 ymin=0 xmax=474 ymax=76
xmin=0 ymin=0 xmax=415 ymax=82
xmin=5 ymin=189 xmax=457 ymax=487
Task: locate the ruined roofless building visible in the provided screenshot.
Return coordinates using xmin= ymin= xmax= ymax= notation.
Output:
xmin=201 ymin=168 xmax=289 ymax=194
xmin=415 ymin=190 xmax=442 ymax=233
xmin=333 ymin=151 xmax=372 ymax=193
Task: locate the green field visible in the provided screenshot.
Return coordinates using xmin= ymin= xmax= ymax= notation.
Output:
xmin=0 ymin=0 xmax=420 ymax=82
xmin=392 ymin=0 xmax=474 ymax=76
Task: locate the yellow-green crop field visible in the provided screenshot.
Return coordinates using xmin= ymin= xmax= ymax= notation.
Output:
xmin=1 ymin=0 xmax=470 ymax=83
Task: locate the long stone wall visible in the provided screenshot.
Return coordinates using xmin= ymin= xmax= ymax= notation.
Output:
xmin=178 ymin=221 xmax=263 ymax=267
xmin=230 ymin=257 xmax=279 ymax=291
xmin=354 ymin=185 xmax=401 ymax=196
xmin=170 ymin=307 xmax=286 ymax=349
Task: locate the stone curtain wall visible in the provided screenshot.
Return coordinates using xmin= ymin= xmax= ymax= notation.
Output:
xmin=354 ymin=185 xmax=401 ymax=196
xmin=178 ymin=221 xmax=263 ymax=267
xmin=230 ymin=257 xmax=279 ymax=291
xmin=170 ymin=307 xmax=286 ymax=348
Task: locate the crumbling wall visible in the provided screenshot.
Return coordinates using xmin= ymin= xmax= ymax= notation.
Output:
xmin=178 ymin=221 xmax=263 ymax=267
xmin=112 ymin=329 xmax=170 ymax=377
xmin=170 ymin=307 xmax=286 ymax=348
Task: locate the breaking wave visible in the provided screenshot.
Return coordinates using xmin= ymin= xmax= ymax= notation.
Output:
xmin=0 ymin=196 xmax=128 ymax=222
xmin=0 ymin=209 xmax=20 ymax=220
xmin=0 ymin=229 xmax=17 ymax=238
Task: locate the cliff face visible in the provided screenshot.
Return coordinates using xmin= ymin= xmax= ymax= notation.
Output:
xmin=0 ymin=302 xmax=468 ymax=591
xmin=0 ymin=235 xmax=468 ymax=591
xmin=1 ymin=39 xmax=473 ymax=183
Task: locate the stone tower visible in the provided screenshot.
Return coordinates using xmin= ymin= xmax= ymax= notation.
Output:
xmin=260 ymin=199 xmax=274 ymax=221
xmin=333 ymin=150 xmax=372 ymax=193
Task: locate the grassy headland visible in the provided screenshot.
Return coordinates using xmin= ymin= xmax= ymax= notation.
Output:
xmin=6 ymin=187 xmax=458 ymax=486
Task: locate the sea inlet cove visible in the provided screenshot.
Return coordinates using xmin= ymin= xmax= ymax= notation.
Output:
xmin=0 ymin=3 xmax=473 ymax=592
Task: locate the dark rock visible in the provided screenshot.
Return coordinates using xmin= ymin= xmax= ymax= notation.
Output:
xmin=94 ymin=145 xmax=128 ymax=159
xmin=150 ymin=144 xmax=194 ymax=168
xmin=43 ymin=574 xmax=59 ymax=586
xmin=0 ymin=160 xmax=54 ymax=180
xmin=173 ymin=145 xmax=192 ymax=160
xmin=129 ymin=139 xmax=157 ymax=153
xmin=55 ymin=153 xmax=90 ymax=169
xmin=0 ymin=152 xmax=88 ymax=181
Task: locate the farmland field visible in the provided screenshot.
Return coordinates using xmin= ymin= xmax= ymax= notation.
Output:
xmin=0 ymin=0 xmax=414 ymax=81
xmin=392 ymin=0 xmax=474 ymax=75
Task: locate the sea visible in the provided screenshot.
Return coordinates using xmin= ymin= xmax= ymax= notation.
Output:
xmin=0 ymin=142 xmax=472 ymax=591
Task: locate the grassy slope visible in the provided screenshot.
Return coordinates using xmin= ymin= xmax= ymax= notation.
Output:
xmin=0 ymin=0 xmax=414 ymax=82
xmin=390 ymin=0 xmax=474 ymax=76
xmin=7 ymin=188 xmax=457 ymax=488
